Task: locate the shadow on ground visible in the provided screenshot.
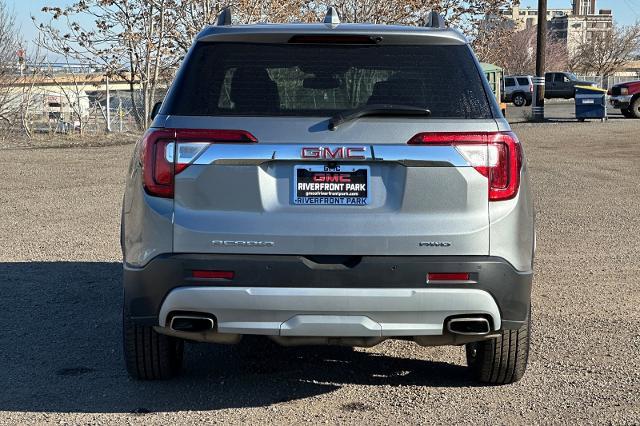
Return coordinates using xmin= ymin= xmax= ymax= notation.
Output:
xmin=0 ymin=262 xmax=473 ymax=414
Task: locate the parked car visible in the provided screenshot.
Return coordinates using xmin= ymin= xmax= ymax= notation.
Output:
xmin=121 ymin=8 xmax=535 ymax=385
xmin=545 ymin=72 xmax=596 ymax=99
xmin=504 ymin=75 xmax=533 ymax=107
xmin=608 ymin=81 xmax=640 ymax=119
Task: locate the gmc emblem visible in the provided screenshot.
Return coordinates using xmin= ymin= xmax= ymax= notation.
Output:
xmin=301 ymin=146 xmax=366 ymax=160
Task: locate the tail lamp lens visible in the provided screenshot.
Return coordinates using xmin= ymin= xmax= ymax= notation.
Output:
xmin=407 ymin=132 xmax=522 ymax=201
xmin=140 ymin=129 xmax=257 ymax=198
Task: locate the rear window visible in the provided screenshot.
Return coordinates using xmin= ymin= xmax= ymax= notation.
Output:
xmin=168 ymin=42 xmax=493 ymax=119
xmin=517 ymin=77 xmax=530 ymax=86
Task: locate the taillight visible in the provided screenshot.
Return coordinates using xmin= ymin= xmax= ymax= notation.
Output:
xmin=407 ymin=132 xmax=522 ymax=201
xmin=529 ymin=83 xmax=534 ymax=93
xmin=140 ymin=129 xmax=257 ymax=198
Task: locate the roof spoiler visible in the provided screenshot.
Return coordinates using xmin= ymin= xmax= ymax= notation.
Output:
xmin=215 ymin=7 xmax=232 ymax=26
xmin=425 ymin=11 xmax=446 ymax=28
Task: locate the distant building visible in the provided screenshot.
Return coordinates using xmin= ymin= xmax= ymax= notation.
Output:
xmin=573 ymin=0 xmax=597 ymax=15
xmin=488 ymin=1 xmax=615 ymax=58
xmin=497 ymin=3 xmax=572 ymax=31
xmin=550 ymin=9 xmax=613 ymax=56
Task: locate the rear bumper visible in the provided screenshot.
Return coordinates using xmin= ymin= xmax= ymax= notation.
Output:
xmin=159 ymin=287 xmax=501 ymax=336
xmin=124 ymin=254 xmax=532 ymax=332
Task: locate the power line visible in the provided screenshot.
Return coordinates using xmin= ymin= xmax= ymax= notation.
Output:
xmin=621 ymin=0 xmax=640 ymax=19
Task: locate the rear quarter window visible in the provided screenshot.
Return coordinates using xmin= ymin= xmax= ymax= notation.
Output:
xmin=167 ymin=42 xmax=493 ymax=119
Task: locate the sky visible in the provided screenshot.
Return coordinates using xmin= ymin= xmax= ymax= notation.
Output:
xmin=6 ymin=0 xmax=640 ymax=48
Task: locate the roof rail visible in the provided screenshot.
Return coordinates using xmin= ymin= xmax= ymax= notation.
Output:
xmin=323 ymin=6 xmax=341 ymax=26
xmin=425 ymin=11 xmax=446 ymax=28
xmin=215 ymin=7 xmax=232 ymax=26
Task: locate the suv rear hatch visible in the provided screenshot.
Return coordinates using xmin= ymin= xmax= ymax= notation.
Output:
xmin=149 ymin=40 xmax=513 ymax=256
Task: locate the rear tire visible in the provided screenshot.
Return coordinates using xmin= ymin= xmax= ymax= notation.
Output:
xmin=512 ymin=93 xmax=526 ymax=107
xmin=123 ymin=310 xmax=184 ymax=380
xmin=465 ymin=310 xmax=530 ymax=385
xmin=629 ymin=97 xmax=640 ymax=118
xmin=621 ymin=108 xmax=634 ymax=118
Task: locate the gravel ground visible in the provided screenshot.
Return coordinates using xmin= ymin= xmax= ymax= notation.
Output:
xmin=1 ymin=116 xmax=639 ymax=425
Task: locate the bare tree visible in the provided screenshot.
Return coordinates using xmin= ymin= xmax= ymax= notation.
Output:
xmin=476 ymin=26 xmax=568 ymax=75
xmin=17 ymin=40 xmax=47 ymax=139
xmin=171 ymin=0 xmax=312 ymax=54
xmin=167 ymin=1 xmax=517 ymax=58
xmin=301 ymin=1 xmax=513 ymax=31
xmin=569 ymin=23 xmax=640 ymax=82
xmin=35 ymin=0 xmax=322 ymax=129
xmin=0 ymin=0 xmax=23 ymax=131
xmin=36 ymin=0 xmax=181 ymax=129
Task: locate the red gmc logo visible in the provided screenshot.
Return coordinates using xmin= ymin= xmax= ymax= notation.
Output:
xmin=312 ymin=173 xmax=352 ymax=183
xmin=301 ymin=146 xmax=366 ymax=160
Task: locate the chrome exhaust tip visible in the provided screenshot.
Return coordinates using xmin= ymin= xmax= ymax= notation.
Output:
xmin=169 ymin=315 xmax=215 ymax=333
xmin=446 ymin=317 xmax=491 ymax=335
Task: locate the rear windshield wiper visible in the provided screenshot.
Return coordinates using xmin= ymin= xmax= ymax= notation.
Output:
xmin=328 ymin=104 xmax=431 ymax=130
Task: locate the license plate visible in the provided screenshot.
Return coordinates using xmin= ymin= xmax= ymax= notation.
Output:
xmin=293 ymin=165 xmax=370 ymax=206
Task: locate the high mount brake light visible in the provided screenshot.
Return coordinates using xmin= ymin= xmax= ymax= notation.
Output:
xmin=407 ymin=132 xmax=522 ymax=201
xmin=288 ymin=35 xmax=379 ymax=44
xmin=141 ymin=129 xmax=257 ymax=198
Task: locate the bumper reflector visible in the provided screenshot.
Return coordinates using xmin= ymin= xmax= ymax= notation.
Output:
xmin=192 ymin=270 xmax=235 ymax=280
xmin=427 ymin=273 xmax=470 ymax=283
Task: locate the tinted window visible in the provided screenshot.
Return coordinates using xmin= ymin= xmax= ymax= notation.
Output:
xmin=517 ymin=77 xmax=529 ymax=86
xmin=168 ymin=43 xmax=493 ymax=119
xmin=505 ymin=78 xmax=516 ymax=87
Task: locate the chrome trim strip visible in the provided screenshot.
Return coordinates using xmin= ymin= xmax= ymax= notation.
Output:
xmin=373 ymin=145 xmax=467 ymax=167
xmin=192 ymin=144 xmax=468 ymax=167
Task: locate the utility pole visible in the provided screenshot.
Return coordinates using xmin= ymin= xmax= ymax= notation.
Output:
xmin=119 ymin=98 xmax=123 ymax=133
xmin=533 ymin=0 xmax=547 ymax=121
xmin=105 ymin=75 xmax=112 ymax=132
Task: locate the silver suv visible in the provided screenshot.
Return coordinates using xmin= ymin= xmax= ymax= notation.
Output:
xmin=121 ymin=9 xmax=534 ymax=385
xmin=504 ymin=75 xmax=533 ymax=107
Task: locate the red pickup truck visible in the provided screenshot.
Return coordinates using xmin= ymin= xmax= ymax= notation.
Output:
xmin=608 ymin=81 xmax=640 ymax=118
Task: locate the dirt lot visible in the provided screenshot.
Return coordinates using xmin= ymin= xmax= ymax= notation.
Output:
xmin=1 ymin=116 xmax=639 ymax=424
